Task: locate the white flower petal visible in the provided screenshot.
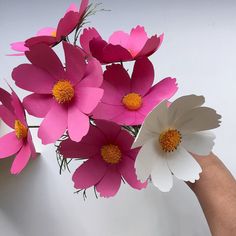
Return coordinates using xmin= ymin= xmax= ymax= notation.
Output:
xmin=169 ymin=95 xmax=205 ymax=125
xmin=132 ymin=100 xmax=168 ymax=148
xmin=151 ymin=156 xmax=173 ymax=192
xmin=175 ymin=107 xmax=221 ymax=134
xmin=143 ymin=100 xmax=169 ymax=133
xmin=182 ymin=131 xmax=215 ymax=156
xmin=167 ymin=146 xmax=202 ymax=183
xmin=134 ymin=138 xmax=157 ymax=182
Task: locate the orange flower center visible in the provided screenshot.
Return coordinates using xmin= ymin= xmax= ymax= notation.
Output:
xmin=15 ymin=120 xmax=28 ymax=140
xmin=101 ymin=144 xmax=122 ymax=164
xmin=51 ymin=31 xmax=57 ymax=37
xmin=122 ymin=93 xmax=142 ymax=111
xmin=52 ymin=80 xmax=74 ymax=104
xmin=159 ymin=129 xmax=182 ymax=152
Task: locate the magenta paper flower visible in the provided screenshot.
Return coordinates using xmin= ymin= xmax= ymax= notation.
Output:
xmin=10 ymin=0 xmax=89 ymax=56
xmin=0 ymin=88 xmax=36 ymax=174
xmin=80 ymin=26 xmax=164 ymax=64
xmin=12 ymin=42 xmax=104 ymax=144
xmin=59 ymin=120 xmax=147 ymax=198
xmin=92 ymin=57 xmax=178 ymax=125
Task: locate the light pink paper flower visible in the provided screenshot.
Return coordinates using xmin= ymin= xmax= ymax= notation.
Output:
xmin=92 ymin=57 xmax=178 ymax=125
xmin=59 ymin=120 xmax=147 ymax=198
xmin=0 ymin=88 xmax=36 ymax=174
xmin=80 ymin=26 xmax=164 ymax=64
xmin=10 ymin=0 xmax=89 ymax=56
xmin=12 ymin=42 xmax=104 ymax=144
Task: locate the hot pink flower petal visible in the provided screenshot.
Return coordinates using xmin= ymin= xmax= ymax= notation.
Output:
xmin=89 ymin=38 xmax=108 ymax=63
xmin=74 ymin=87 xmax=104 ymax=114
xmin=10 ymin=41 xmax=28 ymax=52
xmin=80 ymin=27 xmax=102 ymax=55
xmin=115 ymin=129 xmax=135 ymax=151
xmin=96 ymin=167 xmax=121 ymax=198
xmin=25 ymin=36 xmax=56 ymax=48
xmin=95 ymin=120 xmax=121 ymax=142
xmin=11 ymin=91 xmax=26 ymax=125
xmin=139 ymin=77 xmax=178 ymax=116
xmin=38 ymin=102 xmax=68 ymax=144
xmin=12 ymin=64 xmax=55 ymax=94
xmin=66 ymin=3 xmax=78 ymax=13
xmin=72 ymin=157 xmax=107 ymax=189
xmin=23 ymin=94 xmax=53 ymax=118
xmin=119 ymin=156 xmax=147 ymax=189
xmin=77 ymin=0 xmax=89 ymax=15
xmin=103 ymin=64 xmax=131 ymax=97
xmin=112 ymin=109 xmax=136 ymax=125
xmin=27 ymin=132 xmax=36 ymax=158
xmin=36 ymin=27 xmax=56 ymax=36
xmin=0 ymin=87 xmax=14 ymax=112
xmin=92 ymin=103 xmax=124 ymax=124
xmin=59 ymin=138 xmax=100 ymax=159
xmin=10 ymin=143 xmax=31 ymax=175
xmin=63 ymin=42 xmax=86 ymax=85
xmin=0 ymin=132 xmax=22 ymax=159
xmin=131 ymin=57 xmax=154 ymax=96
xmin=108 ymin=30 xmax=130 ymax=48
xmin=25 ymin=44 xmax=64 ymax=80
xmin=136 ymin=33 xmax=164 ymax=58
xmin=68 ymin=105 xmax=89 ymax=142
xmin=56 ymin=11 xmax=80 ymax=40
xmin=126 ymin=26 xmax=148 ymax=57
xmin=78 ymin=57 xmax=103 ymax=88
xmin=102 ymin=44 xmax=133 ymax=63
xmin=0 ymin=105 xmax=15 ymax=128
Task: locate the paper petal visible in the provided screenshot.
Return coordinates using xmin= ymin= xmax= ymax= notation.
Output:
xmin=182 ymin=131 xmax=215 ymax=156
xmin=68 ymin=105 xmax=89 ymax=142
xmin=130 ymin=57 xmax=154 ymax=96
xmin=38 ymin=102 xmax=67 ymax=144
xmin=23 ymin=94 xmax=53 ymax=118
xmin=96 ymin=167 xmax=121 ymax=198
xmin=168 ymin=95 xmax=205 ymax=125
xmin=74 ymin=87 xmax=104 ymax=114
xmin=63 ymin=42 xmax=86 ymax=85
xmin=0 ymin=132 xmax=22 ymax=158
xmin=134 ymin=138 xmax=157 ymax=182
xmin=176 ymin=107 xmax=221 ymax=134
xmin=119 ymin=156 xmax=147 ymax=190
xmin=72 ymin=157 xmax=107 ymax=189
xmin=167 ymin=146 xmax=202 ymax=183
xmin=0 ymin=105 xmax=15 ymax=128
xmin=10 ymin=143 xmax=31 ymax=174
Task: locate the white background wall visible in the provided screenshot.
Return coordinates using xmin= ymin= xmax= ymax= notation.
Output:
xmin=0 ymin=0 xmax=235 ymax=235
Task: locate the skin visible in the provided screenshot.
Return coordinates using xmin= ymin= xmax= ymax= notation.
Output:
xmin=187 ymin=153 xmax=236 ymax=236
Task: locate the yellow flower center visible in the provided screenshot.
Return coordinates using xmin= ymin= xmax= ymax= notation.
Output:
xmin=51 ymin=31 xmax=57 ymax=37
xmin=101 ymin=144 xmax=122 ymax=164
xmin=159 ymin=129 xmax=182 ymax=152
xmin=15 ymin=120 xmax=28 ymax=140
xmin=122 ymin=93 xmax=142 ymax=111
xmin=52 ymin=80 xmax=74 ymax=104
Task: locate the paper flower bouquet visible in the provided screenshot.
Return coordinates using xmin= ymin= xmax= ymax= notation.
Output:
xmin=0 ymin=0 xmax=221 ymax=198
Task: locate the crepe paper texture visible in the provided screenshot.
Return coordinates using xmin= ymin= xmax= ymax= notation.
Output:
xmin=0 ymin=87 xmax=36 ymax=174
xmin=80 ymin=26 xmax=164 ymax=64
xmin=13 ymin=42 xmax=103 ymax=144
xmin=9 ymin=0 xmax=89 ymax=55
xmin=92 ymin=57 xmax=178 ymax=125
xmin=132 ymin=95 xmax=222 ymax=192
xmin=59 ymin=120 xmax=147 ymax=198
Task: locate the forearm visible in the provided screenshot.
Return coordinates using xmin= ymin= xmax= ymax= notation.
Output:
xmin=188 ymin=153 xmax=236 ymax=236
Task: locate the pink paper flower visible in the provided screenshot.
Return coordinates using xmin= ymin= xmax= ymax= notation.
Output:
xmin=80 ymin=26 xmax=164 ymax=64
xmin=59 ymin=120 xmax=147 ymax=198
xmin=10 ymin=0 xmax=89 ymax=56
xmin=12 ymin=42 xmax=104 ymax=144
xmin=0 ymin=88 xmax=36 ymax=174
xmin=91 ymin=57 xmax=178 ymax=125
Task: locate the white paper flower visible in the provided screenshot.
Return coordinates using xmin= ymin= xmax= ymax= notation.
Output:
xmin=132 ymin=95 xmax=221 ymax=192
